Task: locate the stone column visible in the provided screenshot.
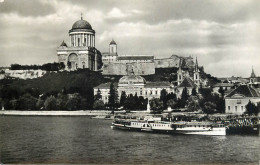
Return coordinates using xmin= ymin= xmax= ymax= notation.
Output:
xmin=93 ymin=35 xmax=95 ymax=47
xmin=73 ymin=34 xmax=76 ymax=47
xmin=90 ymin=35 xmax=92 ymax=47
xmin=95 ymin=54 xmax=98 ymax=71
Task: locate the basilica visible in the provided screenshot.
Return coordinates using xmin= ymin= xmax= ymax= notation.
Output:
xmin=57 ymin=16 xmax=102 ymax=71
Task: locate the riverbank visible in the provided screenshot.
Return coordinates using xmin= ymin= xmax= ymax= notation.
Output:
xmin=0 ymin=110 xmax=112 ymax=116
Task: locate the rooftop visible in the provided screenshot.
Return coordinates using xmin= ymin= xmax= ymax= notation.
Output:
xmin=178 ymin=77 xmax=196 ymax=88
xmin=213 ymin=83 xmax=234 ymax=87
xmin=225 ymin=85 xmax=260 ymax=98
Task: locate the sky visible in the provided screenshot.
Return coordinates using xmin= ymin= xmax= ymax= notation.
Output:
xmin=0 ymin=0 xmax=260 ymax=77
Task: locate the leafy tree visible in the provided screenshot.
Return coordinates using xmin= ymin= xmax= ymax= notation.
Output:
xmin=202 ymin=101 xmax=217 ymax=114
xmin=65 ymin=94 xmax=81 ymax=110
xmin=167 ymin=99 xmax=177 ymax=109
xmin=191 ymin=87 xmax=197 ymax=96
xmin=36 ymin=98 xmax=45 ymax=110
xmin=245 ymin=100 xmax=259 ymax=116
xmin=18 ymin=93 xmax=38 ymax=110
xmin=7 ymin=99 xmax=19 ymax=110
xmin=186 ymin=96 xmax=200 ymax=112
xmin=56 ymin=93 xmax=68 ymax=110
xmin=44 ymin=95 xmax=57 ymax=110
xmin=79 ymin=98 xmax=88 ymax=110
xmin=150 ymin=98 xmax=164 ymax=114
xmin=93 ymin=100 xmax=105 ymax=110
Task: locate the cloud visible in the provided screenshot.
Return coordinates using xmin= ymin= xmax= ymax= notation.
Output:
xmin=106 ymin=8 xmax=128 ymax=18
xmin=0 ymin=0 xmax=260 ymax=77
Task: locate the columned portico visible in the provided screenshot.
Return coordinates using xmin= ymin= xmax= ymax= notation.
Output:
xmin=57 ymin=15 xmax=102 ymax=71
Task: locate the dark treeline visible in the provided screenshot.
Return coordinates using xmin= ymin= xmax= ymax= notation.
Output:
xmin=10 ymin=62 xmax=65 ymax=71
xmin=0 ymin=85 xmax=94 ymax=110
xmin=0 ymin=69 xmax=106 ymax=110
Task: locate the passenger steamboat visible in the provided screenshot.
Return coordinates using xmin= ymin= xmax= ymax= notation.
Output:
xmin=111 ymin=116 xmax=226 ymax=136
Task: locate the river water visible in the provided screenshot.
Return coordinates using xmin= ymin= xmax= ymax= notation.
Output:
xmin=0 ymin=116 xmax=259 ymax=164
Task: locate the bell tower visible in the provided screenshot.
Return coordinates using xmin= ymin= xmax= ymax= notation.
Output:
xmin=177 ymin=59 xmax=183 ymax=85
xmin=193 ymin=57 xmax=200 ymax=86
xmin=109 ymin=39 xmax=117 ymax=55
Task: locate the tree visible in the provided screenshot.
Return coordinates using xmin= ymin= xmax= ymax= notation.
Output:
xmin=216 ymin=96 xmax=225 ymax=113
xmin=93 ymin=100 xmax=105 ymax=110
xmin=150 ymin=98 xmax=164 ymax=114
xmin=108 ymin=83 xmax=116 ymax=109
xmin=167 ymin=99 xmax=177 ymax=109
xmin=36 ymin=98 xmax=45 ymax=110
xmin=160 ymin=89 xmax=168 ymax=109
xmin=124 ymin=94 xmax=136 ymax=110
xmin=44 ymin=95 xmax=57 ymax=110
xmin=18 ymin=93 xmax=37 ymax=110
xmin=245 ymin=100 xmax=259 ymax=116
xmin=202 ymin=101 xmax=217 ymax=114
xmin=186 ymin=96 xmax=200 ymax=112
xmin=167 ymin=92 xmax=177 ymax=101
xmin=56 ymin=93 xmax=68 ymax=110
xmin=218 ymin=86 xmax=225 ymax=98
xmin=180 ymin=87 xmax=189 ymax=108
xmin=119 ymin=91 xmax=127 ymax=106
xmin=94 ymin=88 xmax=102 ymax=101
xmin=191 ymin=87 xmax=197 ymax=96
xmin=65 ymin=94 xmax=81 ymax=110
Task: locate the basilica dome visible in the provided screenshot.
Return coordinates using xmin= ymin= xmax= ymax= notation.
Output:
xmin=72 ymin=19 xmax=92 ymax=30
xmin=119 ymin=75 xmax=146 ymax=85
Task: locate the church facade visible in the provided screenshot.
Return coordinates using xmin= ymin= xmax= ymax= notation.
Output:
xmin=57 ymin=16 xmax=102 ymax=71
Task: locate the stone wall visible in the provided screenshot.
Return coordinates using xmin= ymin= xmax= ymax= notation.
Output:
xmin=0 ymin=69 xmax=47 ymax=80
xmin=102 ymin=62 xmax=155 ymax=75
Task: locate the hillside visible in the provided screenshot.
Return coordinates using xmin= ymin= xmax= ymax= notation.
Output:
xmin=2 ymin=69 xmax=105 ymax=96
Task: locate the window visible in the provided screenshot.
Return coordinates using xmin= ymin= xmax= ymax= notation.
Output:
xmin=237 ymin=100 xmax=241 ymax=104
xmin=78 ymin=38 xmax=80 ymax=46
xmin=228 ymin=106 xmax=230 ymax=110
xmin=241 ymin=106 xmax=243 ymax=111
xmin=235 ymin=106 xmax=237 ymax=111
